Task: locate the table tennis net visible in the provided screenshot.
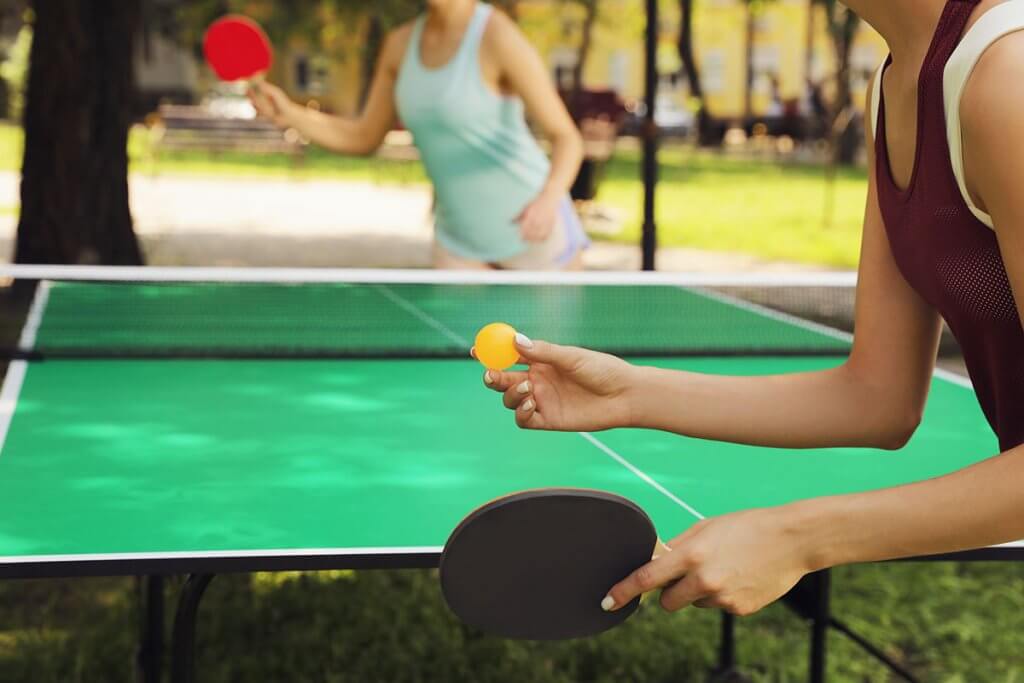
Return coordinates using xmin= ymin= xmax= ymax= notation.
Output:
xmin=0 ymin=267 xmax=859 ymax=360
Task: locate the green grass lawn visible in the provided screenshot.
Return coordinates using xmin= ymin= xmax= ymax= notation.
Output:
xmin=2 ymin=562 xmax=1023 ymax=682
xmin=1 ymin=122 xmax=866 ymax=267
xmin=600 ymin=148 xmax=867 ymax=267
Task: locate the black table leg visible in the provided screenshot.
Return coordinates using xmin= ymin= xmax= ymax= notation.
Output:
xmin=808 ymin=570 xmax=830 ymax=683
xmin=782 ymin=571 xmax=831 ymax=682
xmin=783 ymin=569 xmax=918 ymax=683
xmin=137 ymin=575 xmax=164 ymax=683
xmin=827 ymin=616 xmax=919 ymax=682
xmin=709 ymin=612 xmax=753 ymax=682
xmin=719 ymin=611 xmax=736 ymax=672
xmin=170 ymin=574 xmax=215 ymax=683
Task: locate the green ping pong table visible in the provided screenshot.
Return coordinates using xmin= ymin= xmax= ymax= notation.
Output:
xmin=0 ymin=267 xmax=1012 ymax=683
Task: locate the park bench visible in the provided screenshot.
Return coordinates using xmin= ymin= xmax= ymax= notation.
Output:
xmin=148 ymin=104 xmax=305 ymax=162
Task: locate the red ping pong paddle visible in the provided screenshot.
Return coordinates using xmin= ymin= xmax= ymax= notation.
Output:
xmin=440 ymin=489 xmax=670 ymax=640
xmin=203 ymin=15 xmax=273 ymax=83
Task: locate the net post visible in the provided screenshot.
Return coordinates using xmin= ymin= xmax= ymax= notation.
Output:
xmin=642 ymin=0 xmax=659 ymax=272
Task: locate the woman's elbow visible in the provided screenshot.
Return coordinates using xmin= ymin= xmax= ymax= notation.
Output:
xmin=340 ymin=131 xmax=381 ymax=156
xmin=572 ymin=128 xmax=585 ymax=162
xmin=840 ymin=362 xmax=925 ymax=450
xmin=554 ymin=126 xmax=584 ymax=163
xmin=568 ymin=125 xmax=584 ymax=151
xmin=870 ymin=406 xmax=925 ymax=450
xmin=326 ymin=120 xmax=384 ymax=156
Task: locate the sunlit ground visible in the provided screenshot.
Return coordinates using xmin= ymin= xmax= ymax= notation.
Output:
xmin=0 ymin=122 xmax=866 ymax=267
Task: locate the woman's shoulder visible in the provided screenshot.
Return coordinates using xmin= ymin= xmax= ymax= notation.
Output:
xmin=379 ymin=20 xmax=419 ymax=70
xmin=960 ymin=31 xmax=1024 ymax=135
xmin=481 ymin=6 xmax=518 ymax=40
xmin=480 ymin=6 xmax=530 ymax=58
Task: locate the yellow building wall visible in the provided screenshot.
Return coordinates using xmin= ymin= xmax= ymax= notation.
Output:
xmin=692 ymin=0 xmax=746 ymax=116
xmin=518 ymin=0 xmax=887 ymax=120
xmin=282 ymin=0 xmax=889 ymax=120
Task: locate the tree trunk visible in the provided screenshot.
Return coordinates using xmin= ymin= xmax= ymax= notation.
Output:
xmin=678 ymin=0 xmax=715 ymax=143
xmin=804 ymin=0 xmax=816 ymax=86
xmin=677 ymin=0 xmax=703 ymax=101
xmin=828 ymin=8 xmax=859 ymax=165
xmin=571 ymin=0 xmax=598 ymax=96
xmin=822 ymin=3 xmax=860 ymax=229
xmin=17 ymin=0 xmax=142 ymax=265
xmin=743 ymin=1 xmax=755 ymax=125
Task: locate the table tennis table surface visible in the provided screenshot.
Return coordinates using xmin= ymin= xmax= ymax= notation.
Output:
xmin=0 ymin=274 xmax=1008 ymax=579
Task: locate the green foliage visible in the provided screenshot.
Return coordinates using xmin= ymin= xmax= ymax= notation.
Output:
xmin=173 ymin=0 xmax=420 ymax=57
xmin=0 ymin=23 xmax=31 ymax=121
xmin=0 ymin=577 xmax=138 ymax=683
xmin=340 ymin=0 xmax=421 ymax=31
xmin=2 ymin=564 xmax=1024 ymax=681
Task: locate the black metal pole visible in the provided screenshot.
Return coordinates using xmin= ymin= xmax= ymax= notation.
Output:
xmin=809 ymin=570 xmax=831 ymax=683
xmin=718 ymin=611 xmax=736 ymax=671
xmin=171 ymin=574 xmax=215 ymax=683
xmin=137 ymin=575 xmax=164 ymax=683
xmin=642 ymin=0 xmax=659 ymax=271
xmin=828 ymin=617 xmax=920 ymax=682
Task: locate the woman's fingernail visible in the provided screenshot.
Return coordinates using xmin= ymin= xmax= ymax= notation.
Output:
xmin=601 ymin=596 xmax=615 ymax=611
xmin=515 ymin=333 xmax=533 ymax=349
xmin=516 ymin=381 xmax=531 ymax=394
xmin=521 ymin=399 xmax=535 ymax=412
xmin=484 ymin=371 xmax=494 ymax=385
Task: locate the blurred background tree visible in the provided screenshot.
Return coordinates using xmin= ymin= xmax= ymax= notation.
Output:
xmin=0 ymin=3 xmax=30 ymax=122
xmin=16 ymin=0 xmax=142 ymax=265
xmin=677 ymin=0 xmax=715 ymax=144
xmin=821 ymin=0 xmax=860 ymax=164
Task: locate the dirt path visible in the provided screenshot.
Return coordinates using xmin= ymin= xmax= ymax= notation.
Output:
xmin=0 ymin=171 xmax=825 ymax=271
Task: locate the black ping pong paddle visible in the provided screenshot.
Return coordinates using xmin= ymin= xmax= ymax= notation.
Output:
xmin=440 ymin=488 xmax=669 ymax=640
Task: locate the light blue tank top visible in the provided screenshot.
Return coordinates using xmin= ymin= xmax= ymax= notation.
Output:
xmin=395 ymin=3 xmax=572 ymax=262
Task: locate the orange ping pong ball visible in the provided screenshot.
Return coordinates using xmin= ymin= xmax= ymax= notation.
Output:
xmin=475 ymin=323 xmax=519 ymax=371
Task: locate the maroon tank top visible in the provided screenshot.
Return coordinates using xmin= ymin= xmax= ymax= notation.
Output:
xmin=875 ymin=0 xmax=1024 ymax=452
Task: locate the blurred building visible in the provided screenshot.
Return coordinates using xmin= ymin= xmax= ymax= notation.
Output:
xmin=135 ymin=30 xmax=200 ymax=114
xmin=520 ymin=0 xmax=886 ymax=130
xmin=134 ymin=0 xmax=886 ymax=131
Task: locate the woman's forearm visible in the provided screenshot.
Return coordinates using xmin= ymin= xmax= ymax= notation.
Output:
xmin=540 ymin=129 xmax=584 ymax=199
xmin=280 ymin=102 xmax=378 ymax=156
xmin=626 ymin=363 xmax=919 ymax=449
xmin=789 ymin=443 xmax=1024 ymax=568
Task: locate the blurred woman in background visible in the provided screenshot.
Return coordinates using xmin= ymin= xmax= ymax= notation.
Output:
xmin=250 ymin=0 xmax=587 ymax=271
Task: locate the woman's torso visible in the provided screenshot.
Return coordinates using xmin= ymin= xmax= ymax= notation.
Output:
xmin=874 ymin=0 xmax=1024 ymax=450
xmin=394 ymin=3 xmax=558 ymax=262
